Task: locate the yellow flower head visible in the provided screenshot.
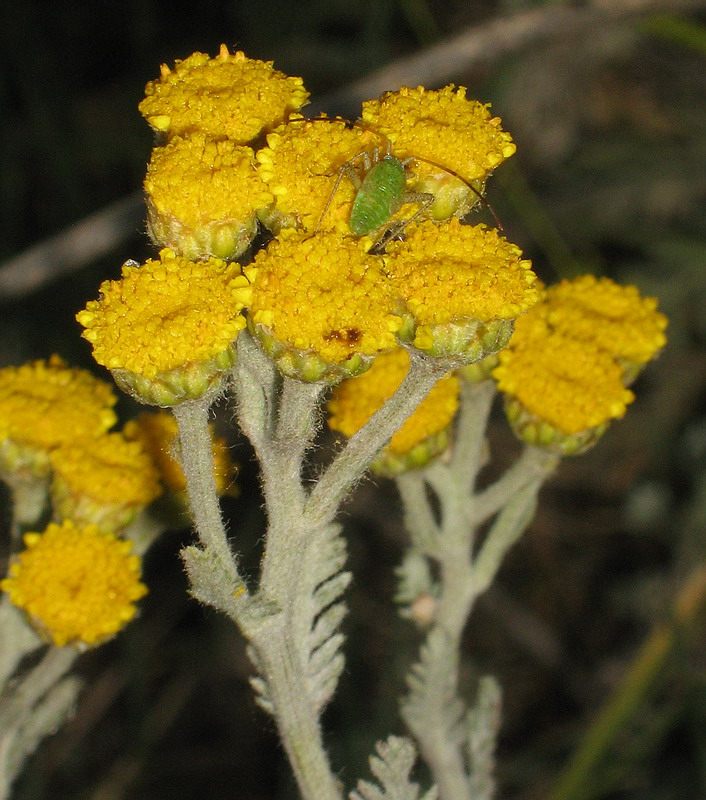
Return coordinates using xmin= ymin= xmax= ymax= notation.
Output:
xmin=542 ymin=275 xmax=667 ymax=378
xmin=0 ymin=356 xmax=117 ymax=476
xmin=493 ymin=312 xmax=635 ymax=454
xmin=123 ymin=411 xmax=238 ymax=496
xmin=256 ymin=116 xmax=381 ymax=234
xmin=360 ymin=85 xmax=515 ymax=215
xmin=247 ymin=229 xmax=407 ymax=383
xmin=49 ymin=433 xmax=162 ymax=532
xmin=328 ymin=347 xmax=459 ymax=474
xmin=1 ymin=520 xmax=147 ymax=648
xmin=144 ymin=134 xmax=274 ymax=260
xmin=384 ymin=219 xmax=539 ymax=361
xmin=139 ymin=45 xmax=309 ymax=143
xmin=77 ymin=249 xmax=251 ymax=406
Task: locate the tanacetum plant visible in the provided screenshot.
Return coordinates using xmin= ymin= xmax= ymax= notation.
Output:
xmin=1 ymin=44 xmax=668 ymax=800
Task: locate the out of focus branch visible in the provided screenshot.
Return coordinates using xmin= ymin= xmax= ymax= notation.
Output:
xmin=305 ymin=0 xmax=704 ymax=116
xmin=0 ymin=194 xmax=143 ymax=301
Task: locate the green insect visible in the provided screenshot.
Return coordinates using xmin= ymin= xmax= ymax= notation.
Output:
xmin=318 ymin=144 xmax=431 ymax=249
xmin=347 ymin=153 xmax=430 ymax=236
xmin=318 ymin=137 xmax=501 ymax=252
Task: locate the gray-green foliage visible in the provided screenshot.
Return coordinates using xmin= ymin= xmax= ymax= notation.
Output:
xmin=350 ymin=736 xmax=438 ymax=800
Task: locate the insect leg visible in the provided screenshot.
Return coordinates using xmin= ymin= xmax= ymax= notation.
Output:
xmin=314 ymin=151 xmax=371 ymax=234
xmin=369 ymin=191 xmax=434 ymax=254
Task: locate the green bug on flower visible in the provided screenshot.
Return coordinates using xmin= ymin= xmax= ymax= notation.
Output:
xmin=318 ymin=131 xmax=503 ymax=253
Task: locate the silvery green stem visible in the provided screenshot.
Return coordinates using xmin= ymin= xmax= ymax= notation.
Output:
xmin=4 ymin=472 xmax=49 ymax=543
xmin=0 ymin=597 xmax=42 ymax=692
xmin=257 ymin=377 xmax=325 ymax=551
xmin=400 ymin=382 xmax=496 ymax=800
xmin=172 ymin=396 xmax=241 ymax=588
xmin=228 ymin=341 xmax=344 ymax=800
xmin=466 ymin=676 xmax=502 ymax=799
xmin=449 ymin=379 xmax=497 ymax=491
xmin=396 ymin=471 xmax=440 ymax=554
xmin=306 ymin=353 xmax=447 ymax=526
xmin=0 ymin=646 xmax=78 ymax=800
xmin=184 ymin=341 xmax=452 ymax=800
xmin=401 ymin=514 xmax=478 ymax=800
xmin=248 ymin=615 xmax=344 ymax=800
xmin=122 ymin=511 xmax=170 ymax=558
xmin=472 ymin=478 xmax=546 ymax=597
xmin=231 ymin=330 xmax=280 ymax=454
xmin=472 ymin=446 xmax=559 ymax=526
xmin=400 ymin=382 xmax=557 ymax=800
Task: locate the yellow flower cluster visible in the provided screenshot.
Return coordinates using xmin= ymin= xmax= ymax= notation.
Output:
xmin=0 ymin=359 xmax=177 ymax=646
xmin=493 ymin=276 xmax=666 ymax=454
xmin=0 ymin=356 xmax=117 ymax=477
xmin=254 ymin=85 xmax=515 ymax=237
xmin=78 ymin=47 xmax=665 ymax=470
xmin=138 ymin=47 xmax=517 ymax=259
xmin=141 ymin=46 xmax=309 ymax=260
xmin=0 ymin=356 xmax=166 ymax=532
xmin=1 ymin=521 xmax=147 ymax=648
xmin=77 ymin=249 xmax=251 ymax=405
xmin=139 ymin=45 xmax=309 ymax=143
xmin=124 ymin=412 xmax=238 ymax=497
xmin=328 ymin=348 xmax=460 ymax=474
xmin=78 ymin=51 xmax=530 ymax=393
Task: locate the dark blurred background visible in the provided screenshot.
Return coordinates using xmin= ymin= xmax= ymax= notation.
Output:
xmin=2 ymin=1 xmax=706 ymax=798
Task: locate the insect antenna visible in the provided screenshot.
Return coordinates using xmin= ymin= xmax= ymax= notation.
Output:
xmin=406 ymin=154 xmax=505 ymax=231
xmin=464 ymin=182 xmax=504 ymax=231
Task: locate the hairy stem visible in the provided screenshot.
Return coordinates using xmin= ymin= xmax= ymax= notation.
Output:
xmin=0 ymin=598 xmax=42 ymax=692
xmin=401 ymin=382 xmax=556 ymax=800
xmin=0 ymin=646 xmax=76 ymax=731
xmin=401 ymin=382 xmax=495 ymax=800
xmin=5 ymin=473 xmax=49 ymax=543
xmin=172 ymin=397 xmax=241 ymax=586
xmin=231 ymin=330 xmax=280 ymax=455
xmin=472 ymin=446 xmax=558 ymax=526
xmin=0 ymin=646 xmax=78 ymax=800
xmin=396 ymin=471 xmax=440 ymax=554
xmin=307 ymin=353 xmax=446 ymax=525
xmin=229 ymin=343 xmax=343 ymax=800
xmin=249 ymin=615 xmax=343 ymax=800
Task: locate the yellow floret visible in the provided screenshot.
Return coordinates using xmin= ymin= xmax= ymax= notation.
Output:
xmin=76 ymin=249 xmax=250 ymax=405
xmin=49 ymin=432 xmax=162 ymax=532
xmin=543 ymin=275 xmax=667 ymax=370
xmin=247 ymin=229 xmax=407 ymax=381
xmin=360 ymin=85 xmax=516 ymax=183
xmin=144 ymin=134 xmax=274 ymax=260
xmin=1 ymin=521 xmax=147 ymax=648
xmin=256 ymin=116 xmax=381 ymax=233
xmin=328 ymin=347 xmax=459 ymax=470
xmin=123 ymin=411 xmax=237 ymax=496
xmin=139 ymin=45 xmax=309 ymax=143
xmin=0 ymin=356 xmax=117 ymax=475
xmin=493 ymin=314 xmax=635 ymax=438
